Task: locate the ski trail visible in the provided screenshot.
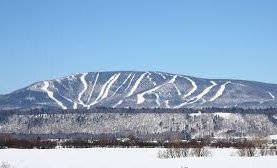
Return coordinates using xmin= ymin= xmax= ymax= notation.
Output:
xmin=110 ymin=73 xmax=132 ymax=98
xmin=55 ymin=92 xmax=77 ymax=109
xmin=168 ymin=75 xmax=178 ymax=83
xmin=147 ymin=73 xmax=157 ymax=86
xmin=77 ymin=73 xmax=88 ymax=107
xmin=175 ymin=81 xmax=216 ymax=108
xmin=124 ymin=74 xmax=135 ymax=92
xmin=238 ymin=83 xmax=246 ymax=87
xmin=187 ymin=81 xmax=217 ymax=104
xmin=73 ymin=102 xmax=78 ymax=109
xmin=88 ymin=73 xmax=120 ymax=108
xmin=137 ymin=75 xmax=176 ymax=105
xmin=58 ymin=94 xmax=73 ymax=103
xmin=154 ymin=92 xmax=161 ymax=107
xmin=267 ymin=91 xmax=275 ymax=99
xmin=168 ymin=75 xmax=181 ymax=96
xmin=53 ymin=81 xmax=75 ymax=108
xmin=62 ymin=96 xmax=77 ymax=109
xmin=86 ymin=73 xmax=99 ymax=105
xmin=210 ymin=81 xmax=231 ymax=101
xmin=165 ymin=100 xmax=170 ymax=108
xmin=181 ymin=76 xmax=198 ymax=98
xmin=127 ymin=72 xmax=147 ymax=97
xmin=41 ymin=81 xmax=67 ymax=110
xmin=155 ymin=72 xmax=167 ymax=79
xmin=174 ymin=84 xmax=181 ymax=96
xmin=113 ymin=100 xmax=123 ymax=108
xmin=102 ymin=73 xmax=121 ymax=99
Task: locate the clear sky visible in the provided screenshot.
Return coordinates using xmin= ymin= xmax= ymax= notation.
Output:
xmin=0 ymin=0 xmax=277 ymax=94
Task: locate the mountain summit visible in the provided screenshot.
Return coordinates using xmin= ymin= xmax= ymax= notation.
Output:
xmin=1 ymin=71 xmax=277 ymax=110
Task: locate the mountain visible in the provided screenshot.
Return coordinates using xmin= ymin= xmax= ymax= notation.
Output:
xmin=0 ymin=71 xmax=277 ymax=110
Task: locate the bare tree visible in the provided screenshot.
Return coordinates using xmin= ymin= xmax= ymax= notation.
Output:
xmin=0 ymin=162 xmax=12 ymax=168
xmin=259 ymin=145 xmax=268 ymax=156
xmin=157 ymin=148 xmax=190 ymax=159
xmin=237 ymin=146 xmax=256 ymax=157
xmin=191 ymin=147 xmax=211 ymax=157
xmin=268 ymin=146 xmax=277 ymax=156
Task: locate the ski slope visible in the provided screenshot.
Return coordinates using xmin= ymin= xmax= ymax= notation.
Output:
xmin=2 ymin=71 xmax=277 ymax=110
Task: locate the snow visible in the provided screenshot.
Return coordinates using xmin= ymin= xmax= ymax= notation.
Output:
xmin=267 ymin=91 xmax=275 ymax=99
xmin=154 ymin=92 xmax=161 ymax=107
xmin=189 ymin=111 xmax=202 ymax=117
xmin=136 ymin=95 xmax=144 ymax=104
xmin=210 ymin=81 xmax=231 ymax=101
xmin=214 ymin=112 xmax=232 ymax=119
xmin=165 ymin=100 xmax=170 ymax=108
xmin=137 ymin=90 xmax=153 ymax=104
xmin=168 ymin=75 xmax=181 ymax=96
xmin=181 ymin=76 xmax=198 ymax=98
xmin=155 ymin=72 xmax=167 ymax=79
xmin=175 ymin=81 xmax=216 ymax=108
xmin=86 ymin=73 xmax=99 ymax=107
xmin=102 ymin=73 xmax=121 ymax=99
xmin=174 ymin=84 xmax=182 ymax=96
xmin=238 ymin=83 xmax=246 ymax=87
xmin=187 ymin=81 xmax=217 ymax=104
xmin=58 ymin=94 xmax=77 ymax=109
xmin=124 ymin=74 xmax=135 ymax=92
xmin=137 ymin=75 xmax=177 ymax=105
xmin=41 ymin=81 xmax=67 ymax=110
xmin=110 ymin=73 xmax=132 ymax=98
xmin=260 ymin=101 xmax=264 ymax=104
xmin=113 ymin=100 xmax=123 ymax=108
xmin=66 ymin=74 xmax=78 ymax=81
xmin=1 ymin=148 xmax=276 ymax=168
xmin=147 ymin=73 xmax=157 ymax=86
xmin=127 ymin=72 xmax=147 ymax=97
xmin=168 ymin=75 xmax=177 ymax=83
xmin=201 ymin=98 xmax=206 ymax=104
xmin=268 ymin=134 xmax=277 ymax=140
xmin=77 ymin=73 xmax=88 ymax=107
xmin=12 ymin=71 xmax=277 ymax=110
xmin=88 ymin=73 xmax=120 ymax=107
xmin=73 ymin=102 xmax=78 ymax=109
xmin=188 ymin=112 xmax=240 ymax=121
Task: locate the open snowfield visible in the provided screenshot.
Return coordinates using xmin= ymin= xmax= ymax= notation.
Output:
xmin=1 ymin=148 xmax=277 ymax=168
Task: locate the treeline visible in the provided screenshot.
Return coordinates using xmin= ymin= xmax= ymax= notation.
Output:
xmin=1 ymin=107 xmax=277 ymax=116
xmin=0 ymin=138 xmax=56 ymax=149
xmin=0 ymin=135 xmax=273 ymax=149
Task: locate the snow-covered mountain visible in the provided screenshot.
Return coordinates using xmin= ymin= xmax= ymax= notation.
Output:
xmin=1 ymin=71 xmax=277 ymax=110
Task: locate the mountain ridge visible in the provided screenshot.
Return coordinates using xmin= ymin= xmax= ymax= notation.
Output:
xmin=26 ymin=71 xmax=277 ymax=86
xmin=1 ymin=71 xmax=277 ymax=110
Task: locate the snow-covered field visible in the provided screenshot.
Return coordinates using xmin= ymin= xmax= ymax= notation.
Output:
xmin=1 ymin=148 xmax=277 ymax=168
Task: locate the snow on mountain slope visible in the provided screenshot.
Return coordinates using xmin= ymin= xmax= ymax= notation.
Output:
xmin=210 ymin=81 xmax=231 ymax=102
xmin=41 ymin=81 xmax=67 ymax=110
xmin=1 ymin=71 xmax=277 ymax=110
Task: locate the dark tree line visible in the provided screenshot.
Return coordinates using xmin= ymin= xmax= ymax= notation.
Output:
xmin=0 ymin=134 xmax=271 ymax=149
xmin=1 ymin=107 xmax=277 ymax=116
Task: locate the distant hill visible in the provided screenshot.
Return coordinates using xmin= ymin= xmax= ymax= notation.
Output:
xmin=1 ymin=71 xmax=277 ymax=110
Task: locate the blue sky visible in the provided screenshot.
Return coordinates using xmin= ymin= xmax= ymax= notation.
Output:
xmin=0 ymin=0 xmax=276 ymax=94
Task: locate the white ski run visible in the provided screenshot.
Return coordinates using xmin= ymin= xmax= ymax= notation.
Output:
xmin=127 ymin=72 xmax=147 ymax=97
xmin=210 ymin=81 xmax=231 ymax=101
xmin=77 ymin=73 xmax=88 ymax=107
xmin=41 ymin=81 xmax=67 ymax=110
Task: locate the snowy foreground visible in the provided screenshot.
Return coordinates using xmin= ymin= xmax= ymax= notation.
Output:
xmin=1 ymin=148 xmax=277 ymax=168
